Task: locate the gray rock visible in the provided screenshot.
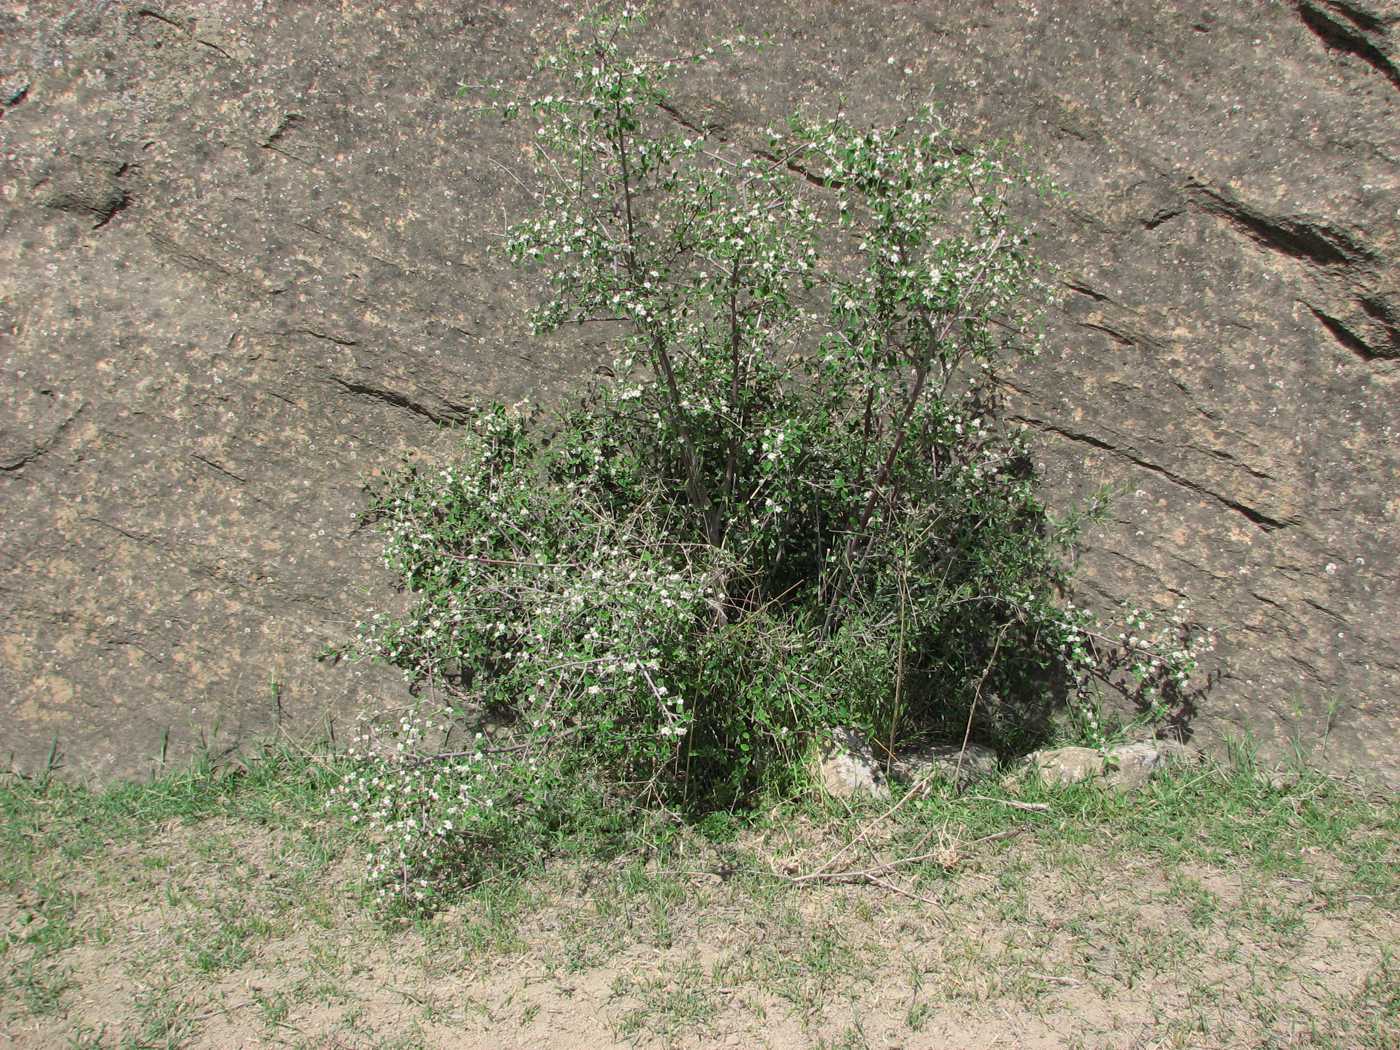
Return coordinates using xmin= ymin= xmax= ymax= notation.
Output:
xmin=817 ymin=731 xmax=1000 ymax=799
xmin=890 ymin=742 xmax=1000 ymax=791
xmin=1 ymin=1 xmax=1397 ymax=786
xmin=1105 ymin=739 xmax=1194 ymax=791
xmin=1027 ymin=746 xmax=1106 ymax=787
xmin=1026 ymin=740 xmax=1196 ymax=790
xmin=816 ymin=728 xmax=890 ymax=801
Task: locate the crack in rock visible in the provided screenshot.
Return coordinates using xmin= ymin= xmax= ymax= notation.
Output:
xmin=1064 ymin=280 xmax=1114 ymax=303
xmin=328 ymin=376 xmax=471 ymax=427
xmin=1189 ymin=182 xmax=1373 ymax=267
xmin=1302 ymin=298 xmax=1399 ymax=360
xmin=1013 ymin=417 xmax=1293 ymax=533
xmin=1304 ymin=302 xmax=1381 ymax=359
xmin=1296 ymin=0 xmax=1400 ymax=91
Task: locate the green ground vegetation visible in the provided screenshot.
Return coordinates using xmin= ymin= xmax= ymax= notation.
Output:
xmin=1 ymin=743 xmax=1395 ymax=1048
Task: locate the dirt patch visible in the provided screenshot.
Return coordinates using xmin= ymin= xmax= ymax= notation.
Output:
xmin=5 ymin=817 xmax=1394 ymax=1049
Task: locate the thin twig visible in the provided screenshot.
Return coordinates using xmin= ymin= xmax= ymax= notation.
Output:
xmin=955 ymin=624 xmax=1007 ymax=786
xmin=1029 ymin=972 xmax=1082 ymax=987
xmin=864 ymin=873 xmax=944 ymax=908
xmin=969 ymin=796 xmax=1049 ymax=813
xmin=791 ymin=826 xmax=1025 ymax=884
xmin=486 ymin=154 xmax=535 ymax=197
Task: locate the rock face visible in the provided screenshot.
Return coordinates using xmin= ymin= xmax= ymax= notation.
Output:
xmin=1 ymin=1 xmax=1396 ymax=785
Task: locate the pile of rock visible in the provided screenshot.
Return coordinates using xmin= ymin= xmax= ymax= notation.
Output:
xmin=1021 ymin=741 xmax=1195 ymax=791
xmin=816 ymin=728 xmax=1195 ymax=799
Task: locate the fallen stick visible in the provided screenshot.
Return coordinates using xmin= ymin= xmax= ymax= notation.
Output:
xmin=787 ymin=826 xmax=1026 ymax=884
xmin=969 ymin=795 xmax=1049 ymax=812
xmin=864 ymin=873 xmax=945 ymax=908
xmin=1029 ymin=972 xmax=1082 ymax=986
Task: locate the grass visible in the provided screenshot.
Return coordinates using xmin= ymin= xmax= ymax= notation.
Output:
xmin=1 ymin=741 xmax=1395 ymax=1048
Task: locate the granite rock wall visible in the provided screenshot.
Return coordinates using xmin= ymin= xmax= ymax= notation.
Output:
xmin=1 ymin=0 xmax=1395 ymax=785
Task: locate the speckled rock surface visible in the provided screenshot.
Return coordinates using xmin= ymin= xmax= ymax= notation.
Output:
xmin=816 ymin=728 xmax=891 ymax=801
xmin=1025 ymin=740 xmax=1196 ymax=791
xmin=2 ymin=1 xmax=1396 ymax=784
xmin=890 ymin=743 xmax=1001 ymax=791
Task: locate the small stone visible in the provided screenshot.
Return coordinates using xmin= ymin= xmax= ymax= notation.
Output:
xmin=2 ymin=76 xmax=30 ymax=106
xmin=816 ymin=727 xmax=889 ymax=800
xmin=1026 ymin=746 xmax=1105 ymax=786
xmin=889 ymin=742 xmax=999 ymax=790
xmin=1104 ymin=739 xmax=1193 ymax=791
xmin=1022 ymin=740 xmax=1194 ymax=791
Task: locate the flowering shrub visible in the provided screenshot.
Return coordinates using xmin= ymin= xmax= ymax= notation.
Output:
xmin=339 ymin=8 xmax=1213 ymax=911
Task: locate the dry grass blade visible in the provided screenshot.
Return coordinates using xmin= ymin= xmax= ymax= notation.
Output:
xmin=787 ymin=826 xmax=1025 ymax=885
xmin=969 ymin=795 xmax=1050 ymax=812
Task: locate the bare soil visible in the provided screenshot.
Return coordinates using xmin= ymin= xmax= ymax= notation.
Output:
xmin=3 ymin=810 xmax=1393 ymax=1049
